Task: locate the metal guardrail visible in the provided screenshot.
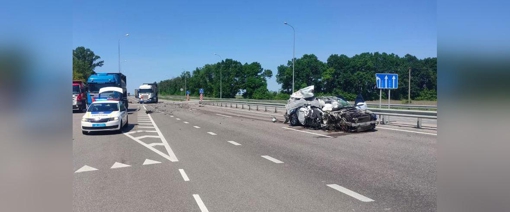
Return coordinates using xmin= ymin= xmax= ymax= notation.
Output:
xmin=201 ymin=99 xmax=437 ymax=129
xmin=161 ymin=95 xmax=437 ymax=111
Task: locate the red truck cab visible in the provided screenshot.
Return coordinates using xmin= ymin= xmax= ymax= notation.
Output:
xmin=73 ymin=80 xmax=87 ymax=112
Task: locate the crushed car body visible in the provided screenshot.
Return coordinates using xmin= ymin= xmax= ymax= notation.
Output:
xmin=284 ymin=85 xmax=378 ymax=132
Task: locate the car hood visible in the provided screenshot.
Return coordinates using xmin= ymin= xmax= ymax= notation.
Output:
xmin=83 ymin=111 xmax=121 ymax=119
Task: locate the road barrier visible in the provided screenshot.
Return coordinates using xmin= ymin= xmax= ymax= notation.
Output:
xmin=161 ymin=95 xmax=437 ymax=111
xmin=201 ymin=100 xmax=437 ymax=129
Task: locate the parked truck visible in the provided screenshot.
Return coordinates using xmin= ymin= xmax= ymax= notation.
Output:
xmin=86 ymin=73 xmax=128 ymax=108
xmin=72 ymin=80 xmax=88 ymax=112
xmin=138 ymin=82 xmax=158 ymax=103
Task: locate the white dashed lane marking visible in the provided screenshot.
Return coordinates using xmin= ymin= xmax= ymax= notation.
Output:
xmin=193 ymin=194 xmax=209 ymax=212
xmin=207 ymin=132 xmax=217 ymax=135
xmin=179 ymin=169 xmax=190 ymax=181
xmin=261 ymin=155 xmax=284 ymax=164
xmin=194 ymin=126 xmax=200 ymax=129
xmin=326 ymin=184 xmax=374 ymax=202
xmin=228 ymin=141 xmax=241 ymax=146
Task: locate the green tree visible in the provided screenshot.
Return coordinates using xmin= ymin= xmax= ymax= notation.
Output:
xmin=72 ymin=46 xmax=104 ymax=81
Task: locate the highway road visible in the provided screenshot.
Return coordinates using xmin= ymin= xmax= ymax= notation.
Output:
xmin=73 ymin=98 xmax=436 ymax=212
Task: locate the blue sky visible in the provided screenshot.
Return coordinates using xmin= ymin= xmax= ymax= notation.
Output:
xmin=73 ymin=0 xmax=436 ymax=93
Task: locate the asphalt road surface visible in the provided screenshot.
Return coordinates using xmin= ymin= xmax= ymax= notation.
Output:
xmin=73 ymin=98 xmax=436 ymax=212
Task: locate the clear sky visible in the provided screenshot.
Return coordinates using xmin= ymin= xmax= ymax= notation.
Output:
xmin=73 ymin=0 xmax=436 ymax=93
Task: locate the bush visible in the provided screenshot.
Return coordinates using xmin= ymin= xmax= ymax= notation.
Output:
xmin=415 ymin=88 xmax=437 ymax=101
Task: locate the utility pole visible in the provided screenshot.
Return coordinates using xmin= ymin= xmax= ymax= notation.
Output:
xmin=408 ymin=67 xmax=411 ymax=104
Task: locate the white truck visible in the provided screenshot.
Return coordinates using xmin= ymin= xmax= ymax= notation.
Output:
xmin=138 ymin=82 xmax=158 ymax=103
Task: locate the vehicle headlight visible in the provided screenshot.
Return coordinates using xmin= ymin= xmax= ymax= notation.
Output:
xmin=81 ymin=118 xmax=88 ymax=122
xmin=111 ymin=117 xmax=119 ymax=121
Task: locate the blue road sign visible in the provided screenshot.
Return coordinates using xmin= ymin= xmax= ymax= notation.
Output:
xmin=186 ymin=90 xmax=190 ymax=95
xmin=199 ymin=88 xmax=204 ymax=94
xmin=376 ymin=73 xmax=398 ymax=89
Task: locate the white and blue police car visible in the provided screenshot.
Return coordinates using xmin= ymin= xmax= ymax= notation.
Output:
xmin=81 ymin=98 xmax=128 ymax=135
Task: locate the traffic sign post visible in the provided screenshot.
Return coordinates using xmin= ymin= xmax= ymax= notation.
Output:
xmin=186 ymin=90 xmax=190 ymax=101
xmin=376 ymin=73 xmax=398 ymax=109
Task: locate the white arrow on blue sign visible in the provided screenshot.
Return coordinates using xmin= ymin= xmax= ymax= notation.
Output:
xmin=376 ymin=73 xmax=398 ymax=89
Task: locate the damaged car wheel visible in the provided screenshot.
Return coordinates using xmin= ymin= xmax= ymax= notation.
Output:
xmin=289 ymin=112 xmax=300 ymax=126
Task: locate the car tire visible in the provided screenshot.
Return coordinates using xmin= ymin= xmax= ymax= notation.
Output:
xmin=290 ymin=112 xmax=300 ymax=126
xmin=124 ymin=116 xmax=129 ymax=128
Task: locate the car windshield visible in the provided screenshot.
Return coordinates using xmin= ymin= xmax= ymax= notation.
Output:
xmin=98 ymin=91 xmax=122 ymax=99
xmin=73 ymin=85 xmax=80 ymax=94
xmin=139 ymin=89 xmax=152 ymax=93
xmin=88 ymin=83 xmax=116 ymax=93
xmin=87 ymin=103 xmax=119 ymax=112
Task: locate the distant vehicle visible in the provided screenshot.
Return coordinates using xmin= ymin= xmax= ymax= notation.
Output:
xmin=138 ymin=82 xmax=158 ymax=103
xmin=86 ymin=73 xmax=128 ymax=108
xmin=81 ymin=99 xmax=128 ymax=135
xmin=134 ymin=89 xmax=139 ymax=98
xmin=73 ymin=80 xmax=88 ymax=112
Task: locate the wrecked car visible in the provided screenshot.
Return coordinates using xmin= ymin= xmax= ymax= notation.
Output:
xmin=283 ymin=86 xmax=378 ymax=132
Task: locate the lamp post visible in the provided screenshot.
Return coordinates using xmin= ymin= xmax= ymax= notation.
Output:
xmin=284 ymin=22 xmax=295 ymax=93
xmin=118 ymin=33 xmax=129 ymax=73
xmin=214 ymin=53 xmax=223 ymax=99
xmin=408 ymin=67 xmax=411 ymax=104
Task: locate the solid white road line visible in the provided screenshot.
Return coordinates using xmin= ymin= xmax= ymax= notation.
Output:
xmin=124 ymin=114 xmax=179 ymax=162
xmin=282 ymin=127 xmax=333 ymax=138
xmin=184 ymin=121 xmax=189 ymax=124
xmin=111 ymin=162 xmax=131 ymax=169
xmin=193 ymin=194 xmax=209 ymax=212
xmin=376 ymin=127 xmax=437 ymax=136
xmin=135 ymin=135 xmax=160 ymax=140
xmin=138 ymin=123 xmax=154 ymax=125
xmin=207 ymin=132 xmax=217 ymax=135
xmin=75 ymin=165 xmax=98 ymax=173
xmin=216 ymin=113 xmax=232 ymax=118
xmin=138 ymin=126 xmax=155 ymax=128
xmin=143 ymin=159 xmax=161 ymax=165
xmin=228 ymin=141 xmax=241 ymax=146
xmin=148 ymin=113 xmax=179 ymax=162
xmin=326 ymin=184 xmax=374 ymax=202
xmin=194 ymin=126 xmax=200 ymax=129
xmin=149 ymin=143 xmax=165 ymax=147
xmin=179 ymin=169 xmax=190 ymax=181
xmin=261 ymin=155 xmax=284 ymax=164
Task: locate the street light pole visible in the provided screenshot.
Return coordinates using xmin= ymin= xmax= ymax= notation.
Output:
xmin=408 ymin=67 xmax=411 ymax=103
xmin=214 ymin=53 xmax=223 ymax=99
xmin=284 ymin=22 xmax=295 ymax=93
xmin=118 ymin=33 xmax=129 ymax=73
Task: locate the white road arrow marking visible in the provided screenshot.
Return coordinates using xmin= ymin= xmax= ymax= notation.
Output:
xmin=143 ymin=159 xmax=161 ymax=165
xmin=75 ymin=165 xmax=98 ymax=173
xmin=111 ymin=162 xmax=131 ymax=169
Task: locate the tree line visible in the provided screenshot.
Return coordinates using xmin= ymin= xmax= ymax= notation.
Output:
xmin=159 ymin=60 xmax=273 ymax=99
xmin=162 ymin=52 xmax=436 ymax=101
xmin=71 ymin=46 xmax=437 ymax=101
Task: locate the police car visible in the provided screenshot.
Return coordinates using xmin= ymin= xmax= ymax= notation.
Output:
xmin=81 ymin=98 xmax=128 ymax=135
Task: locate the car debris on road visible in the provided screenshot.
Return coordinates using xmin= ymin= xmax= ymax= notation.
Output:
xmin=284 ymin=85 xmax=377 ymax=132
